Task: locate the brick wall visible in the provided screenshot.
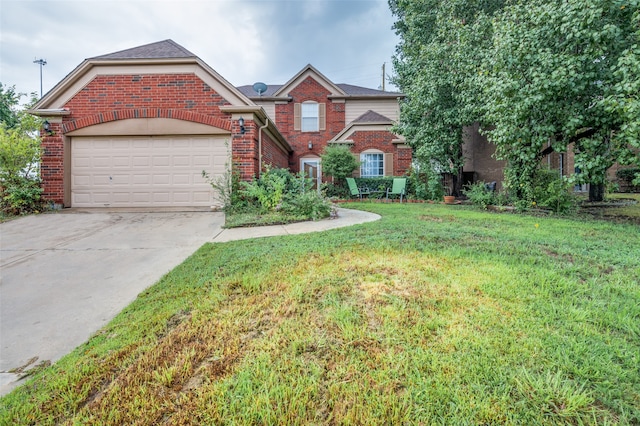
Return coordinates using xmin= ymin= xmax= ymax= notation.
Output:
xmin=276 ymin=77 xmax=346 ymax=172
xmin=64 ymin=74 xmax=231 ymax=119
xmin=40 ymin=122 xmax=64 ymax=205
xmin=347 ymin=130 xmax=411 ymax=176
xmin=42 ymin=73 xmax=242 ymax=205
xmin=463 ymin=123 xmax=506 ymax=189
xmin=261 ymin=131 xmax=289 ymax=170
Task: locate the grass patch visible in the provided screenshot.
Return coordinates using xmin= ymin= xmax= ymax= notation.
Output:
xmin=224 ymin=210 xmax=310 ymax=228
xmin=579 ymin=193 xmax=640 ymax=223
xmin=1 ymin=203 xmax=639 ymax=424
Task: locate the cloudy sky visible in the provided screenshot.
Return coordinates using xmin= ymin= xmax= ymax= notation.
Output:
xmin=1 ymin=0 xmax=400 ymax=100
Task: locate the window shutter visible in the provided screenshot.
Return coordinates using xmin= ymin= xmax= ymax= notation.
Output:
xmin=354 ymin=153 xmax=361 ymax=177
xmin=319 ymin=103 xmax=326 ymax=130
xmin=294 ymin=103 xmax=301 ymax=131
xmin=384 ymin=153 xmax=394 ymax=176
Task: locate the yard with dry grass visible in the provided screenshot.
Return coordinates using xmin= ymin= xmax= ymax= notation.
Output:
xmin=1 ymin=202 xmax=639 ymax=424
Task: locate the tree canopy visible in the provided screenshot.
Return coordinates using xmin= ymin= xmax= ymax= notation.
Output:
xmin=390 ymin=0 xmax=506 ymax=194
xmin=390 ymin=0 xmax=640 ymax=201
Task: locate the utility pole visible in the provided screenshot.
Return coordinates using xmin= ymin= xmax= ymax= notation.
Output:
xmin=381 ymin=62 xmax=386 ymax=91
xmin=33 ymin=58 xmax=47 ymax=97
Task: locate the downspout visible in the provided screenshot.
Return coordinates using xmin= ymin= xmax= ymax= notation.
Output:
xmin=258 ymin=118 xmax=269 ymax=177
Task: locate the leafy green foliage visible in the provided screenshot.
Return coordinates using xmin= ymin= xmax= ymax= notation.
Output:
xmin=463 ymin=181 xmax=498 ymax=209
xmin=390 ymin=0 xmax=506 ymax=194
xmin=0 ymin=83 xmax=21 ymax=129
xmin=223 ymin=166 xmax=331 ymax=227
xmin=480 ymin=0 xmax=638 ymax=202
xmin=242 ymin=166 xmax=288 ymax=213
xmin=320 ymin=145 xmax=359 ymax=182
xmin=391 ymin=1 xmax=639 ymax=203
xmin=532 ymin=168 xmax=579 ymax=215
xmin=281 ymin=190 xmax=332 ymax=221
xmin=202 ymin=161 xmax=243 ymax=212
xmin=0 ymin=87 xmax=44 ymax=215
xmin=602 ymin=8 xmax=640 ymax=185
xmin=2 ymin=180 xmax=44 ymax=215
xmin=406 ymin=165 xmax=444 ymax=200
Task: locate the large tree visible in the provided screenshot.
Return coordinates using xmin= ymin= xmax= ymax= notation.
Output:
xmin=0 ymin=83 xmax=21 ymax=129
xmin=390 ymin=0 xmax=505 ymax=195
xmin=603 ymin=7 xmax=640 ymax=185
xmin=480 ymin=0 xmax=639 ymax=201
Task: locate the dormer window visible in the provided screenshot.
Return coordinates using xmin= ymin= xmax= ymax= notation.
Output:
xmin=294 ymin=101 xmax=326 ymax=132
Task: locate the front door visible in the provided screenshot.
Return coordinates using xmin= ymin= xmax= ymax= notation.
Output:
xmin=301 ymin=158 xmax=321 ymax=190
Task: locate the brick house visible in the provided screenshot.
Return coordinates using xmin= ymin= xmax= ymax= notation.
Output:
xmin=30 ymin=40 xmax=409 ymax=208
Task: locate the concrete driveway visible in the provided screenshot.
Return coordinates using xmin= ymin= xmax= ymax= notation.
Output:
xmin=0 ymin=210 xmax=223 ymax=395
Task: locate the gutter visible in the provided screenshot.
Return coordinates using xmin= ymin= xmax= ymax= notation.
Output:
xmin=258 ymin=118 xmax=269 ymax=176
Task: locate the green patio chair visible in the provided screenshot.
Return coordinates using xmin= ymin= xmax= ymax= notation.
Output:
xmin=386 ymin=178 xmax=407 ymax=203
xmin=346 ymin=177 xmax=369 ymax=200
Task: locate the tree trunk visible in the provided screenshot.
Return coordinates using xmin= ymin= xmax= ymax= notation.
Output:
xmin=453 ymin=165 xmax=464 ymax=197
xmin=589 ymin=183 xmax=604 ymax=202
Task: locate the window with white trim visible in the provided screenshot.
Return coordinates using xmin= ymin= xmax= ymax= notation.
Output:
xmin=301 ymin=102 xmax=319 ymax=132
xmin=360 ymin=152 xmax=384 ymax=177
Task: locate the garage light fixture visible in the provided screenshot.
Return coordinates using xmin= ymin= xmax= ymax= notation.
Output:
xmin=238 ymin=117 xmax=246 ymax=134
xmin=43 ymin=120 xmax=53 ymax=135
xmin=308 ymin=141 xmax=313 ymax=150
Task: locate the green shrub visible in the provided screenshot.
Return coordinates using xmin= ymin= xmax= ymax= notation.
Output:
xmin=242 ymin=166 xmax=288 ymax=213
xmin=616 ymin=167 xmax=640 ymax=190
xmin=1 ymin=178 xmax=44 ymax=215
xmin=320 ymin=145 xmax=359 ymax=182
xmin=532 ymin=168 xmax=578 ymax=214
xmin=322 ymin=182 xmax=350 ymax=199
xmin=226 ymin=166 xmax=332 ymax=223
xmin=355 ymin=177 xmax=394 ymax=192
xmin=463 ymin=181 xmax=496 ymax=209
xmin=281 ymin=190 xmax=332 ymax=220
xmin=202 ymin=162 xmax=243 ymax=212
xmin=1 ymin=119 xmax=45 ymax=215
xmin=406 ymin=166 xmax=444 ymax=200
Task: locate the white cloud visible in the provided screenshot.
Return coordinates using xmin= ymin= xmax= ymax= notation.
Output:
xmin=0 ymin=0 xmax=399 ymax=96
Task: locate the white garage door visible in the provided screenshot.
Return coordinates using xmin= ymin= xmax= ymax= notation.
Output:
xmin=71 ymin=136 xmax=229 ymax=207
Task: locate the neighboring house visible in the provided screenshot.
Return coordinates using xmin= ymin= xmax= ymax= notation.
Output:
xmin=462 ymin=123 xmax=616 ymax=194
xmin=30 ymin=40 xmax=409 ymax=208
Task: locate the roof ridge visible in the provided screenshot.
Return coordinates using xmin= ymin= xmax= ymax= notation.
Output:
xmin=90 ymin=39 xmax=197 ymax=60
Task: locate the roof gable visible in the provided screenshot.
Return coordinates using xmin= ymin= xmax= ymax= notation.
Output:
xmin=352 ymin=110 xmax=393 ymax=124
xmin=330 ymin=110 xmax=400 ymax=142
xmin=273 ymin=64 xmax=347 ymax=97
xmin=31 ymin=40 xmax=254 ymax=112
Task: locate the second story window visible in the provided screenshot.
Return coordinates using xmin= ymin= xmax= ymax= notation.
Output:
xmin=301 ymin=102 xmax=319 ymax=132
xmin=294 ymin=101 xmax=326 ymax=132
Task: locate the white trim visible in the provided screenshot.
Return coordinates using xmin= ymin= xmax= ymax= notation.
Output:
xmin=32 ymin=60 xmax=254 ymax=111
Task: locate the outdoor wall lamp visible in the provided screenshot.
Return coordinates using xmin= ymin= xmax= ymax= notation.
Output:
xmin=308 ymin=141 xmax=313 ymax=150
xmin=43 ymin=120 xmax=53 ymax=135
xmin=238 ymin=117 xmax=246 ymax=134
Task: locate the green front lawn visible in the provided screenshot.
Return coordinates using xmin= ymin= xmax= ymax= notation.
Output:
xmin=2 ymin=203 xmax=639 ymax=424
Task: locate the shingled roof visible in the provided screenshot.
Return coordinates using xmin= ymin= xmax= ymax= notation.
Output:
xmin=236 ymin=82 xmax=401 ymax=98
xmin=352 ymin=110 xmax=393 ymax=124
xmin=90 ymin=39 xmax=196 ymax=60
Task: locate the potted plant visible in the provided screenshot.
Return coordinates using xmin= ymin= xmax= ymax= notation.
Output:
xmin=443 ymin=181 xmax=455 ymax=204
